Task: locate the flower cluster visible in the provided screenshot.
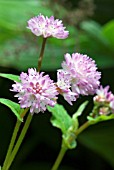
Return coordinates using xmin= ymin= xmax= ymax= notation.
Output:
xmin=27 ymin=13 xmax=69 ymax=39
xmin=11 ymin=14 xmax=102 ymax=113
xmin=11 ymin=68 xmax=58 ymax=114
xmin=57 ymin=53 xmax=101 ymax=104
xmin=93 ymin=85 xmax=114 ymax=115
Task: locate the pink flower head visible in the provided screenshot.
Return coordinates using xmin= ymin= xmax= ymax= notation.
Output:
xmin=11 ymin=68 xmax=58 ymax=114
xmin=27 ymin=14 xmax=69 ymax=39
xmin=62 ymin=53 xmax=101 ymax=96
xmin=56 ymin=69 xmax=77 ymax=105
xmin=94 ymin=85 xmax=114 ymax=114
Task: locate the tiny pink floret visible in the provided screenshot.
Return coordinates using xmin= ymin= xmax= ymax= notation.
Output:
xmin=94 ymin=85 xmax=114 ymax=113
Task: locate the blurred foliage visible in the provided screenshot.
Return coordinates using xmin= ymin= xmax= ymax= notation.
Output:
xmin=0 ymin=0 xmax=114 ymax=71
xmin=80 ymin=20 xmax=114 ymax=68
xmin=0 ymin=0 xmax=114 ymax=170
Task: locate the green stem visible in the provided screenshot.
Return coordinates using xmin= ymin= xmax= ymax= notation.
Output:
xmin=2 ymin=108 xmax=29 ymax=170
xmin=51 ymin=143 xmax=67 ymax=170
xmin=51 ymin=121 xmax=90 ymax=170
xmin=6 ymin=113 xmax=33 ymax=170
xmin=68 ymin=121 xmax=90 ymax=146
xmin=20 ymin=108 xmax=29 ymax=119
xmin=2 ymin=120 xmax=21 ymax=170
xmin=75 ymin=121 xmax=90 ymax=136
xmin=38 ymin=38 xmax=47 ymax=72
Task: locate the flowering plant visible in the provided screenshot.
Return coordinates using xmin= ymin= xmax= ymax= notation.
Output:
xmin=0 ymin=13 xmax=114 ymax=170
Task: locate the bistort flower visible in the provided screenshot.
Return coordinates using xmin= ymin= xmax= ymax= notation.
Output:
xmin=94 ymin=85 xmax=114 ymax=114
xmin=11 ymin=68 xmax=58 ymax=114
xmin=56 ymin=53 xmax=101 ymax=104
xmin=27 ymin=13 xmax=69 ymax=39
xmin=61 ymin=53 xmax=101 ymax=96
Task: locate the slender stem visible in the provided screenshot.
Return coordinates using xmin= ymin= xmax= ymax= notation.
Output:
xmin=51 ymin=144 xmax=67 ymax=170
xmin=2 ymin=108 xmax=29 ymax=170
xmin=2 ymin=120 xmax=21 ymax=170
xmin=38 ymin=38 xmax=47 ymax=72
xmin=6 ymin=113 xmax=33 ymax=170
xmin=75 ymin=121 xmax=90 ymax=136
xmin=20 ymin=108 xmax=29 ymax=119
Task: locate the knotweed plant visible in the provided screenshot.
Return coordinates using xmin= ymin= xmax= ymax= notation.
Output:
xmin=0 ymin=13 xmax=114 ymax=170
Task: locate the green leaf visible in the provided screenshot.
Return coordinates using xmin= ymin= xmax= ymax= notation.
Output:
xmin=71 ymin=101 xmax=88 ymax=132
xmin=47 ymin=104 xmax=77 ymax=149
xmin=0 ymin=73 xmax=20 ymax=82
xmin=0 ymin=98 xmax=23 ymax=121
xmin=61 ymin=101 xmax=88 ymax=149
xmin=87 ymin=114 xmax=114 ymax=125
xmin=47 ymin=104 xmax=72 ymax=134
xmin=72 ymin=101 xmax=88 ymax=120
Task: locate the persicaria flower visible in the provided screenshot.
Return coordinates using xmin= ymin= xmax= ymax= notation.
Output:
xmin=94 ymin=85 xmax=114 ymax=114
xmin=11 ymin=68 xmax=58 ymax=114
xmin=27 ymin=13 xmax=69 ymax=39
xmin=56 ymin=53 xmax=101 ymax=104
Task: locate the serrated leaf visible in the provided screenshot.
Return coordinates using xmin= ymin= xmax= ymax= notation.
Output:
xmin=0 ymin=73 xmax=20 ymax=82
xmin=47 ymin=104 xmax=72 ymax=134
xmin=0 ymin=98 xmax=23 ymax=121
xmin=87 ymin=114 xmax=114 ymax=125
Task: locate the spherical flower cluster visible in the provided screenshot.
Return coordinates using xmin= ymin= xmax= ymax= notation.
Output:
xmin=27 ymin=13 xmax=69 ymax=39
xmin=11 ymin=68 xmax=58 ymax=114
xmin=94 ymin=85 xmax=114 ymax=115
xmin=57 ymin=53 xmax=101 ymax=104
